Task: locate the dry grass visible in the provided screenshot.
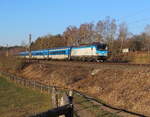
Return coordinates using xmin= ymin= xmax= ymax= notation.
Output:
xmin=0 ymin=55 xmax=150 ymax=116
xmin=111 ymin=52 xmax=150 ymax=64
xmin=0 ymin=56 xmax=27 ymax=72
xmin=19 ymin=63 xmax=150 ymax=116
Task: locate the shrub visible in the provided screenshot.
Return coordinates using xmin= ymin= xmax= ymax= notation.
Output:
xmin=0 ymin=56 xmax=27 ymax=72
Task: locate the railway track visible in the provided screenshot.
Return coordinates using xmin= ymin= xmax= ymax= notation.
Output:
xmin=25 ymin=59 xmax=150 ymax=68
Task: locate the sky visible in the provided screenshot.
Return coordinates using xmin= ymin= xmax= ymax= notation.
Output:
xmin=0 ymin=0 xmax=150 ymax=46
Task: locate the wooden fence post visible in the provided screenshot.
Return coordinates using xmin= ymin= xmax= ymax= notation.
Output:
xmin=51 ymin=87 xmax=58 ymax=108
xmin=34 ymin=81 xmax=36 ymax=89
xmin=40 ymin=84 xmax=43 ymax=93
xmin=59 ymin=93 xmax=69 ymax=117
xmin=48 ymin=86 xmax=50 ymax=94
xmin=23 ymin=79 xmax=25 ymax=86
xmin=26 ymin=80 xmax=28 ymax=88
xmin=59 ymin=90 xmax=74 ymax=117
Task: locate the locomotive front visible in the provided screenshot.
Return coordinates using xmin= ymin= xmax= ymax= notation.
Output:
xmin=95 ymin=44 xmax=108 ymax=61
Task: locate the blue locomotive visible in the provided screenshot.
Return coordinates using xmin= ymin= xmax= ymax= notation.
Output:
xmin=19 ymin=43 xmax=108 ymax=62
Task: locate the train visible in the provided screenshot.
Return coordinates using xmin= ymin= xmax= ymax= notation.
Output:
xmin=19 ymin=43 xmax=109 ymax=62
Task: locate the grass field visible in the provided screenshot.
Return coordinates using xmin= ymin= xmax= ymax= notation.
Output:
xmin=0 ymin=76 xmax=51 ymax=117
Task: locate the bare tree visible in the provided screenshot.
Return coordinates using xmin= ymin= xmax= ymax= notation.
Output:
xmin=79 ymin=23 xmax=96 ymax=44
xmin=21 ymin=40 xmax=28 ymax=51
xmin=96 ymin=20 xmax=104 ymax=42
xmin=145 ymin=24 xmax=150 ymax=36
xmin=118 ymin=22 xmax=128 ymax=51
xmin=63 ymin=26 xmax=80 ymax=46
xmin=144 ymin=25 xmax=150 ymax=53
xmin=96 ymin=17 xmax=117 ymax=50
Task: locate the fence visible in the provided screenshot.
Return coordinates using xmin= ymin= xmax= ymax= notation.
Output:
xmin=0 ymin=71 xmax=148 ymax=117
xmin=4 ymin=74 xmax=52 ymax=93
xmin=0 ymin=71 xmax=74 ymax=117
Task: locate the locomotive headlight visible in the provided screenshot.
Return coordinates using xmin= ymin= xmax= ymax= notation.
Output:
xmin=104 ymin=53 xmax=107 ymax=56
xmin=101 ymin=52 xmax=107 ymax=56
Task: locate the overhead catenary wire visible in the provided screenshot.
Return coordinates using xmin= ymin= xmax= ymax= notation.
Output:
xmin=116 ymin=7 xmax=150 ymax=29
xmin=116 ymin=7 xmax=150 ymax=22
xmin=115 ymin=7 xmax=150 ymax=34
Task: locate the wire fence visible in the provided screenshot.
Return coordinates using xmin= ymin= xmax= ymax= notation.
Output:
xmin=0 ymin=72 xmax=52 ymax=94
xmin=0 ymin=71 xmax=74 ymax=117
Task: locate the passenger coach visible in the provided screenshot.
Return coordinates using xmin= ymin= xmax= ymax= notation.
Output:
xmin=19 ymin=43 xmax=108 ymax=62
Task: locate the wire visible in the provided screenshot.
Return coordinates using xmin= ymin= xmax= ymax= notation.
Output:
xmin=127 ymin=17 xmax=150 ymax=25
xmin=118 ymin=7 xmax=150 ymax=22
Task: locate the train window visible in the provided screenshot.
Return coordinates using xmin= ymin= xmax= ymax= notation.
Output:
xmin=33 ymin=52 xmax=44 ymax=55
xmin=96 ymin=44 xmax=107 ymax=50
xmin=49 ymin=50 xmax=66 ymax=55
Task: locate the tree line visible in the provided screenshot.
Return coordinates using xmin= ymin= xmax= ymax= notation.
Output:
xmin=27 ymin=17 xmax=150 ymax=54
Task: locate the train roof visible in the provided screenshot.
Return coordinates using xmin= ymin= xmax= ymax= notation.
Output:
xmin=19 ymin=43 xmax=106 ymax=54
xmin=71 ymin=43 xmax=106 ymax=48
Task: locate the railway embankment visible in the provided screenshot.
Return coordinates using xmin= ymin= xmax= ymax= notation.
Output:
xmin=16 ymin=62 xmax=150 ymax=116
xmin=0 ymin=56 xmax=150 ymax=116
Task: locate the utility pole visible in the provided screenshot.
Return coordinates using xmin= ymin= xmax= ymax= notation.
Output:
xmin=29 ymin=34 xmax=32 ymax=58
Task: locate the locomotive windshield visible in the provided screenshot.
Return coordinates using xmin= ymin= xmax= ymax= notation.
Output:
xmin=96 ymin=44 xmax=107 ymax=50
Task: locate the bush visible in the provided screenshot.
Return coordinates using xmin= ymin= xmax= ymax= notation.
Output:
xmin=0 ymin=56 xmax=27 ymax=72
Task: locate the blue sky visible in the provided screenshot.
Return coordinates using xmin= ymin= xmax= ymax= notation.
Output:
xmin=0 ymin=0 xmax=150 ymax=46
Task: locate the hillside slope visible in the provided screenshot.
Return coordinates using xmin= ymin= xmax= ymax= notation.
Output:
xmin=19 ymin=62 xmax=150 ymax=116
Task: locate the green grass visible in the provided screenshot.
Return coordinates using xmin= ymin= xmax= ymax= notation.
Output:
xmin=74 ymin=93 xmax=121 ymax=117
xmin=0 ymin=76 xmax=51 ymax=117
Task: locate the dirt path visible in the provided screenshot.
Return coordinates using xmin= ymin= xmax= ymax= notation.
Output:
xmin=90 ymin=100 xmax=140 ymax=117
xmin=74 ymin=104 xmax=94 ymax=117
